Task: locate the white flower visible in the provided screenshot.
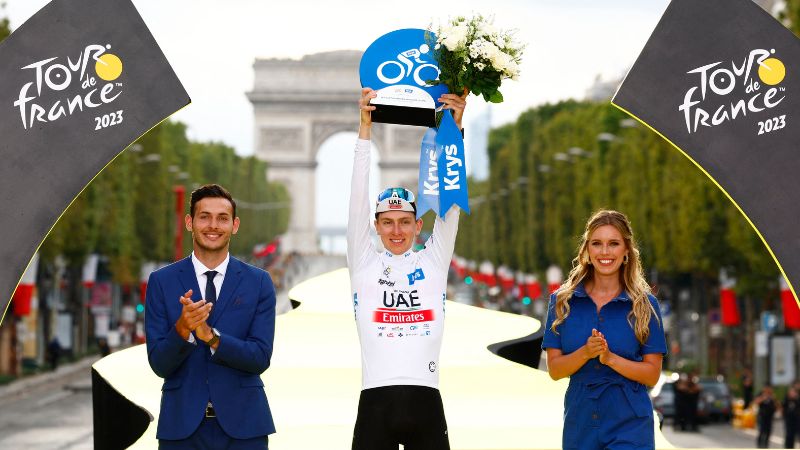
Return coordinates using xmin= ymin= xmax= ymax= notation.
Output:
xmin=430 ymin=14 xmax=523 ymax=102
xmin=504 ymin=59 xmax=520 ymax=79
xmin=441 ymin=23 xmax=469 ymax=51
xmin=486 ymin=44 xmax=507 ymax=71
xmin=477 ymin=21 xmax=497 ymax=40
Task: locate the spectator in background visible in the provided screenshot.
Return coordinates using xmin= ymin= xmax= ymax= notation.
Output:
xmin=674 ymin=372 xmax=689 ymax=431
xmin=98 ymin=338 xmax=111 ymax=357
xmin=686 ymin=372 xmax=702 ymax=432
xmin=47 ymin=336 xmax=61 ymax=371
xmin=674 ymin=372 xmax=700 ymax=432
xmin=742 ymin=367 xmax=754 ymax=409
xmin=755 ymin=385 xmax=781 ymax=448
xmin=783 ymin=386 xmax=799 ymax=449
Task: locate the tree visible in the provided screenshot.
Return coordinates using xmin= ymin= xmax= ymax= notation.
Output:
xmin=0 ymin=5 xmax=9 ymax=43
xmin=456 ymin=100 xmax=779 ymax=316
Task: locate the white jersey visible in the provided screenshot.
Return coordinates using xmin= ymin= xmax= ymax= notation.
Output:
xmin=347 ymin=139 xmax=459 ymax=390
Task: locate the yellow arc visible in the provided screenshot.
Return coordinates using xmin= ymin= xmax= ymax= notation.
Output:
xmin=95 ymin=53 xmax=123 ymax=81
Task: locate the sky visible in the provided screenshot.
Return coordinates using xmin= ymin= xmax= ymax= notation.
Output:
xmin=3 ymin=0 xmax=672 ymax=231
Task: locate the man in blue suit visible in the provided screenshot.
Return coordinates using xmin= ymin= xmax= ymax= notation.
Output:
xmin=145 ymin=184 xmax=276 ymax=449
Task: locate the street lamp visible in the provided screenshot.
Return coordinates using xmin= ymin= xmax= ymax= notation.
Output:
xmin=553 ymin=152 xmax=571 ymax=163
xmin=140 ymin=153 xmax=161 ymax=164
xmin=597 ymin=132 xmax=617 ymax=142
xmin=568 ymin=147 xmax=592 ymax=158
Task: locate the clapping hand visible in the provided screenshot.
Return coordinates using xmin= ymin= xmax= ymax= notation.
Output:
xmin=592 ymin=329 xmax=613 ymax=365
xmin=583 ymin=328 xmax=607 ymax=360
xmin=175 ymin=289 xmax=212 ymax=339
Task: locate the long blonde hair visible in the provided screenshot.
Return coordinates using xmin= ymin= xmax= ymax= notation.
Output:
xmin=550 ymin=210 xmax=657 ymax=344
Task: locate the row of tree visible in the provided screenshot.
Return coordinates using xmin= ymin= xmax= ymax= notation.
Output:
xmin=455 ymin=100 xmax=779 ymax=301
xmin=39 ymin=120 xmax=290 ymax=287
xmin=454 ymin=0 xmax=800 ymax=309
xmin=28 ymin=120 xmax=290 ymax=354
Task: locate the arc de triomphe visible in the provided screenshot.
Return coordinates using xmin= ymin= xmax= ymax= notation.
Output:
xmin=248 ymin=50 xmax=425 ymax=253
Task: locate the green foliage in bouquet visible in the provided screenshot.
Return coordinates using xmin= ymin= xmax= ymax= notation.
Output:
xmin=427 ymin=15 xmax=524 ymax=103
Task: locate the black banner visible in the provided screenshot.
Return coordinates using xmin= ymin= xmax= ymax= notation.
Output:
xmin=613 ymin=0 xmax=800 ymax=302
xmin=0 ymin=0 xmax=190 ymax=319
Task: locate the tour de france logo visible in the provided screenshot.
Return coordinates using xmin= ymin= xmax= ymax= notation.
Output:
xmin=14 ymin=44 xmax=125 ymax=131
xmin=678 ymin=48 xmax=787 ymax=136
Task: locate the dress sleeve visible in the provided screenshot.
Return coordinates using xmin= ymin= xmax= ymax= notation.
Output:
xmin=346 ymin=139 xmax=375 ymax=272
xmin=641 ymin=294 xmax=668 ymax=355
xmin=541 ymin=293 xmax=562 ymax=350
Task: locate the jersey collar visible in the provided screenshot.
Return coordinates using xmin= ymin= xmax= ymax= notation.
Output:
xmin=383 ymin=249 xmax=413 ymax=259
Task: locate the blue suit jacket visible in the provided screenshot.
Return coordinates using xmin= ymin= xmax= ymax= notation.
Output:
xmin=145 ymin=256 xmax=276 ymax=440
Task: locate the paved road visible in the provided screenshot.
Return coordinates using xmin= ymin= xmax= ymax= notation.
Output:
xmin=0 ymin=358 xmax=94 ymax=450
xmin=0 ymin=256 xmax=788 ymax=449
xmin=662 ymin=417 xmax=790 ymax=449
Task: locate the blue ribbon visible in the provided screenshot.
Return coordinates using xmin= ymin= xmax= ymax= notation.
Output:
xmin=436 ymin=110 xmax=470 ymax=216
xmin=416 ymin=127 xmax=439 ymax=219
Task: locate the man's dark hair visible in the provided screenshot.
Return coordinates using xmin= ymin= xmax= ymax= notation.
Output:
xmin=190 ymin=184 xmax=236 ymax=218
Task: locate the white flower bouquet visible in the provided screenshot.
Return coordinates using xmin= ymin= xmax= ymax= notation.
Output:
xmin=428 ymin=15 xmax=523 ymax=102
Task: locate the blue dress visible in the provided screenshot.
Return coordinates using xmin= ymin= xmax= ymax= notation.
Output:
xmin=542 ymin=283 xmax=667 ymax=450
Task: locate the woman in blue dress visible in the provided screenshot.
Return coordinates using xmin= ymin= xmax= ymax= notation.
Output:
xmin=542 ymin=210 xmax=667 ymax=450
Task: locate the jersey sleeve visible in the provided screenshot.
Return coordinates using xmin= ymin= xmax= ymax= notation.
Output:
xmin=423 ymin=205 xmax=460 ymax=271
xmin=347 ymin=139 xmax=375 ymax=272
xmin=541 ymin=293 xmax=562 ymax=350
xmin=641 ymin=294 xmax=668 ymax=355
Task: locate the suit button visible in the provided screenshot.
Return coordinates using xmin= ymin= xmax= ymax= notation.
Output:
xmin=594 ymin=364 xmax=600 ymax=369
xmin=592 ymin=413 xmax=599 ymax=420
xmin=599 ymin=317 xmax=604 ymax=322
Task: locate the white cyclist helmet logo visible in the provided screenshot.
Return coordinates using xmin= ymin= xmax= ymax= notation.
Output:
xmin=377 ymin=44 xmax=440 ymax=87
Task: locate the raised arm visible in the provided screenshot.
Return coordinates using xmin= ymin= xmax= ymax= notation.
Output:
xmin=424 ymin=91 xmax=468 ymax=269
xmin=347 ymin=88 xmax=377 ymax=271
xmin=425 ymin=206 xmax=460 ymax=270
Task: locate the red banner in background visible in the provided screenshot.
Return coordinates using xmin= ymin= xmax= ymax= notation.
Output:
xmin=527 ymin=282 xmax=542 ymax=300
xmin=720 ymin=289 xmax=741 ymax=326
xmin=782 ymin=276 xmax=800 ymax=329
xmin=12 ymin=284 xmax=34 ymax=316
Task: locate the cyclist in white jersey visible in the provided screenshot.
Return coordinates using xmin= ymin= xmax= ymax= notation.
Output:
xmin=348 ymin=87 xmax=466 ymax=450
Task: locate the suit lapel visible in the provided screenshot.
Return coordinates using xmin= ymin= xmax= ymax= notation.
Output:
xmin=209 ymin=256 xmax=243 ymax=326
xmin=177 ymin=257 xmax=203 ymax=300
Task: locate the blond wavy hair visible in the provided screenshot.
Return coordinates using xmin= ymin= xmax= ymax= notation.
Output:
xmin=550 ymin=210 xmax=657 ymax=344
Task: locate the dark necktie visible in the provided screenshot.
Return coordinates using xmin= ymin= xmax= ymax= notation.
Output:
xmin=205 ymin=270 xmax=218 ymax=303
